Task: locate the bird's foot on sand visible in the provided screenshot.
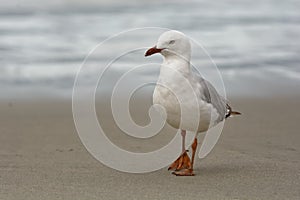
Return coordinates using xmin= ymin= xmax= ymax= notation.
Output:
xmin=172 ymin=169 xmax=195 ymax=176
xmin=168 ymin=150 xmax=191 ymax=171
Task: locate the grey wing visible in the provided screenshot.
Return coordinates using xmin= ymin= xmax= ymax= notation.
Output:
xmin=195 ymin=74 xmax=227 ymax=121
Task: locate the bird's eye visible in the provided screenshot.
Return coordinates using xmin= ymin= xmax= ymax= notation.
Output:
xmin=169 ymin=40 xmax=175 ymax=44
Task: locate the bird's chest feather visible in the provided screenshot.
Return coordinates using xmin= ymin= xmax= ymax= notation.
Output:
xmin=153 ymin=71 xmax=199 ymax=113
xmin=152 ymin=63 xmax=216 ymax=131
xmin=153 ymin=84 xmax=180 ymax=114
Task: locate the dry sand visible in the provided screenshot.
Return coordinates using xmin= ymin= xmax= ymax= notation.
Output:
xmin=0 ymin=96 xmax=299 ymax=199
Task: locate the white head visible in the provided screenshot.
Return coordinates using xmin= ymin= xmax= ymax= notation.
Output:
xmin=145 ymin=30 xmax=191 ymax=60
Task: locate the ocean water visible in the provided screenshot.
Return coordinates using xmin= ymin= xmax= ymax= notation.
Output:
xmin=0 ymin=0 xmax=300 ymax=99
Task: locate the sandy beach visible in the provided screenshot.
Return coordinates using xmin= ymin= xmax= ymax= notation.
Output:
xmin=0 ymin=95 xmax=299 ymax=200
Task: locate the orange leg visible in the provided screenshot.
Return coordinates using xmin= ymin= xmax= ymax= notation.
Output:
xmin=168 ymin=150 xmax=191 ymax=171
xmin=172 ymin=137 xmax=198 ymax=176
xmin=168 ymin=130 xmax=192 ymax=171
xmin=191 ymin=137 xmax=197 ymax=167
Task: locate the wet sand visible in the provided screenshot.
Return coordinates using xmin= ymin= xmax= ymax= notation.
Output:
xmin=0 ymin=96 xmax=299 ymax=199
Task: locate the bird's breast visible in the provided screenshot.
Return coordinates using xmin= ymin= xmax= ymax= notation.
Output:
xmin=153 ymin=85 xmax=180 ymax=115
xmin=153 ymin=82 xmax=219 ymax=132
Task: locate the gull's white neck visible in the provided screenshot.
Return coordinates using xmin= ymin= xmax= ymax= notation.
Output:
xmin=159 ymin=54 xmax=191 ymax=80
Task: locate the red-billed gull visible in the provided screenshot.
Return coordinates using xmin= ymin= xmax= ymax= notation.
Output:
xmin=145 ymin=30 xmax=241 ymax=176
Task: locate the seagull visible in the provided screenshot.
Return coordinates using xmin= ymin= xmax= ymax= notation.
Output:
xmin=145 ymin=30 xmax=240 ymax=176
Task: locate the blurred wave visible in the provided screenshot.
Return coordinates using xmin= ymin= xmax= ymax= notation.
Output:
xmin=0 ymin=0 xmax=299 ymax=98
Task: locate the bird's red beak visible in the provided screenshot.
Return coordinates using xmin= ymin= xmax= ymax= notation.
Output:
xmin=145 ymin=46 xmax=162 ymax=57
